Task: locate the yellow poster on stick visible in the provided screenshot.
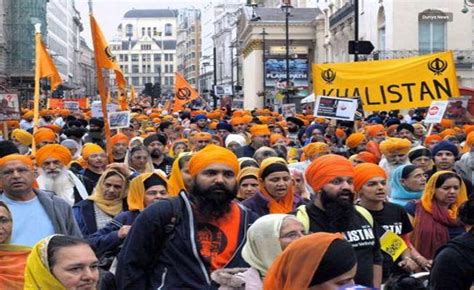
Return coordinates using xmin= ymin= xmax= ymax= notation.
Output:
xmin=313 ymin=51 xmax=460 ymax=111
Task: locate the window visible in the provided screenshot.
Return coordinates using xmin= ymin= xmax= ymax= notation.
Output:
xmin=377 ymin=7 xmax=386 ymax=51
xmin=153 ymin=27 xmax=158 ymax=36
xmin=141 ymin=44 xmax=151 ymax=50
xmin=153 ymin=54 xmax=161 ymax=61
xmin=131 ymin=54 xmax=139 ymax=62
xmin=154 ymin=65 xmax=161 ymax=73
xmin=419 ymin=20 xmax=446 ymax=53
xmin=164 ymin=54 xmax=174 ymax=61
xmin=147 ymin=27 xmax=151 ymax=36
xmin=132 ymin=77 xmax=139 ymax=86
xmin=132 ymin=65 xmax=139 ymax=73
xmin=123 ymin=55 xmax=129 ymax=62
xmin=165 ymin=24 xmax=172 ymax=36
xmin=142 ymin=54 xmax=151 ymax=62
xmin=141 ymin=27 xmax=146 ymax=36
xmin=126 ymin=24 xmax=133 ymax=36
xmin=123 ymin=65 xmax=129 ymax=73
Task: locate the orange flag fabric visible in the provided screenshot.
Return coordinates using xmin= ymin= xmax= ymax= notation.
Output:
xmin=36 ymin=34 xmax=62 ymax=91
xmin=90 ymin=15 xmax=126 ymax=90
xmin=173 ymin=73 xmax=199 ymax=112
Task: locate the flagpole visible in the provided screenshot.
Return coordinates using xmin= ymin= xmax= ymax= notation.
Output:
xmin=32 ymin=23 xmax=42 ymax=154
xmin=89 ymin=1 xmax=113 ymax=163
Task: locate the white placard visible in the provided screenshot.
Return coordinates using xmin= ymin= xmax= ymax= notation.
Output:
xmin=109 ymin=111 xmax=131 ymax=129
xmin=64 ymin=101 xmax=79 ymax=110
xmin=91 ymin=101 xmax=117 ymax=118
xmin=0 ymin=94 xmax=20 ymax=121
xmin=314 ymin=95 xmax=358 ymax=121
xmin=424 ymin=100 xmax=449 ymax=124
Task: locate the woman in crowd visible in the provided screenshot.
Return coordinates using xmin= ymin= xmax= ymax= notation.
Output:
xmin=0 ymin=201 xmax=31 ymax=289
xmin=263 ymin=232 xmax=357 ymax=290
xmin=289 ymin=168 xmax=312 ymax=204
xmin=242 ymin=157 xmax=298 ymax=216
xmin=88 ymin=172 xmax=169 ymax=263
xmin=167 ymin=153 xmax=193 ymax=196
xmin=24 ymin=235 xmax=99 ymax=289
xmin=169 ymin=139 xmax=189 ymax=158
xmin=211 ymin=214 xmax=305 ymax=289
xmin=124 ymin=145 xmax=154 ymax=174
xmin=406 ymin=171 xmax=468 ymax=260
xmin=238 ymin=157 xmax=259 ymax=170
xmin=390 ymin=165 xmax=426 ymax=206
xmin=73 ymin=168 xmax=129 ymax=237
xmin=353 ymin=163 xmax=427 ymax=281
xmin=429 ymin=198 xmax=474 ymax=290
xmin=236 ymin=167 xmax=260 ymax=201
xmin=408 ymin=146 xmax=433 ymax=174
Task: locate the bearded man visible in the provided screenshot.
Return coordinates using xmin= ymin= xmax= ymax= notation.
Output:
xmin=143 ymin=133 xmax=174 ymax=175
xmin=296 ymin=154 xmax=382 ymax=288
xmin=116 ymin=145 xmax=257 ymax=289
xmin=378 ymin=137 xmax=412 ymax=180
xmin=36 ymin=144 xmax=89 ymax=206
xmin=79 ymin=143 xmax=108 ymax=194
xmin=111 ymin=133 xmax=129 ymax=163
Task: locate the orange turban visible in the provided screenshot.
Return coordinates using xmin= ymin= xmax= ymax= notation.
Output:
xmin=242 ymin=115 xmax=253 ymax=124
xmin=209 ymin=121 xmax=218 ymax=130
xmin=439 ymin=129 xmax=456 ymax=139
xmin=353 ymin=163 xmax=387 ymax=192
xmin=36 ymin=144 xmax=72 ymax=167
xmin=33 ymin=128 xmax=56 ymax=144
xmin=0 ymin=154 xmax=33 ymax=168
xmin=424 ymin=134 xmax=442 ymax=146
xmin=335 ymin=128 xmax=346 ymax=138
xmin=188 ymin=144 xmax=239 ymax=177
xmin=81 ymin=143 xmax=105 ymax=160
xmin=11 ymin=129 xmax=33 ymax=146
xmin=270 ymin=134 xmax=287 ymax=145
xmin=22 ymin=111 xmax=33 ymax=119
xmin=193 ymin=132 xmax=212 ymax=141
xmin=463 ymin=124 xmax=474 ymax=136
xmin=41 ymin=124 xmax=61 ymax=133
xmin=305 ymin=154 xmax=354 ymax=192
xmin=365 ymin=124 xmax=385 ymax=137
xmin=302 ymin=142 xmax=330 ymax=160
xmin=345 ymin=133 xmax=366 ymax=149
xmin=379 ymin=138 xmax=412 ymax=155
xmin=111 ymin=133 xmax=130 ymax=146
xmin=149 ymin=113 xmax=160 ymax=119
xmin=230 ymin=117 xmax=245 ymax=126
xmin=257 ymin=116 xmax=272 ymax=124
xmin=463 ymin=132 xmax=474 ymax=153
xmin=356 ymin=151 xmax=378 ymax=164
xmin=59 ymin=109 xmax=70 ymax=117
xmin=250 ymin=125 xmax=271 ymax=136
xmin=440 ymin=118 xmax=454 ymax=129
xmin=7 ymin=120 xmax=19 ymax=129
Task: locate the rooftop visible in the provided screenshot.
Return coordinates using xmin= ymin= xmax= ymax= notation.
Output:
xmin=124 ymin=9 xmax=178 ymax=18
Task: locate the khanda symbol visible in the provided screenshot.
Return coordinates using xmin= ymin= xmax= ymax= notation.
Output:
xmin=105 ymin=46 xmax=117 ymax=62
xmin=428 ymin=58 xmax=448 ymax=75
xmin=176 ymin=87 xmax=191 ymax=100
xmin=321 ymin=68 xmax=336 ymax=84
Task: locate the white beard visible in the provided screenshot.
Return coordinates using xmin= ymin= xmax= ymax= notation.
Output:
xmin=37 ymin=168 xmax=75 ymax=206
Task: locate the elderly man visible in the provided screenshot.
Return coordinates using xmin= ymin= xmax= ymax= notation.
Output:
xmin=235 ymin=124 xmax=271 ymax=158
xmin=111 ymin=133 xmax=130 ymax=163
xmin=79 ymin=143 xmax=108 ymax=194
xmin=296 ymin=154 xmax=382 ymax=288
xmin=116 ymin=145 xmax=257 ymax=289
xmin=192 ymin=132 xmax=212 ymax=152
xmin=36 ymin=144 xmax=89 ymax=206
xmin=0 ymin=154 xmax=81 ymax=246
xmin=378 ymin=137 xmax=412 ymax=179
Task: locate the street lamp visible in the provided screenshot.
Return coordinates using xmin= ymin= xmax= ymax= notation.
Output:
xmin=281 ymin=0 xmax=292 ymax=104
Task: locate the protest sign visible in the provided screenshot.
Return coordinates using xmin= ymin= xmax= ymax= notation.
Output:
xmin=313 ymin=51 xmax=460 ymax=111
xmin=109 ymin=111 xmax=130 ymax=129
xmin=424 ymin=100 xmax=449 ymax=124
xmin=282 ymin=104 xmax=296 ymax=118
xmin=64 ymin=101 xmax=79 ymax=111
xmin=92 ymin=101 xmax=117 ymax=118
xmin=0 ymin=94 xmax=20 ymax=121
xmin=314 ymin=96 xmax=358 ymax=121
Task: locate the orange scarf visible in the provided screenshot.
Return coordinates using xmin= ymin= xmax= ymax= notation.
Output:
xmin=260 ymin=184 xmax=295 ymax=214
xmin=0 ymin=244 xmax=31 ymax=290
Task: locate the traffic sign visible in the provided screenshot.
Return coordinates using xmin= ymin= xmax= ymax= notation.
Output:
xmin=348 ymin=40 xmax=375 ymax=55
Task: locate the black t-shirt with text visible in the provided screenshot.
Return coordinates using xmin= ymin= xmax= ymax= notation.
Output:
xmin=305 ymin=204 xmax=382 ymax=287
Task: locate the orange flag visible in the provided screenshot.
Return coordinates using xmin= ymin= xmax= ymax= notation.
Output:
xmin=173 ymin=73 xmax=199 ymax=112
xmin=90 ymin=15 xmax=126 ymax=89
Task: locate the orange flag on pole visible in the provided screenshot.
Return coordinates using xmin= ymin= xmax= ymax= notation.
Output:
xmin=173 ymin=72 xmax=199 ymax=112
xmin=33 ymin=23 xmax=62 ymax=153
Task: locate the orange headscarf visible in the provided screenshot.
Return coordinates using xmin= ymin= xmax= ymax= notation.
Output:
xmin=250 ymin=125 xmax=271 ymax=136
xmin=439 ymin=129 xmax=456 ymax=139
xmin=127 ymin=172 xmax=169 ymax=211
xmin=270 ymin=134 xmax=287 ymax=145
xmin=263 ymin=232 xmax=345 ymax=290
xmin=35 ymin=144 xmax=72 ymax=167
xmin=379 ymin=137 xmax=412 ymax=155
xmin=301 ymin=142 xmax=330 ymax=160
xmin=192 ymin=132 xmax=212 ymax=142
xmin=111 ymin=133 xmax=130 ymax=146
xmin=356 ymin=151 xmax=379 ymax=164
xmin=365 ymin=124 xmax=385 ymax=138
xmin=345 ymin=133 xmax=366 ymax=149
xmin=33 ymin=128 xmax=56 ymax=144
xmin=305 ymin=154 xmax=354 ymax=192
xmin=424 ymin=134 xmax=442 ymax=146
xmin=168 ymin=153 xmax=192 ymax=196
xmin=365 ymin=140 xmax=381 ymax=160
xmin=81 ymin=143 xmax=105 ymax=160
xmin=188 ymin=145 xmax=239 ymax=177
xmin=353 ymin=163 xmax=387 ymax=192
xmin=258 ymin=157 xmax=294 ymax=214
xmin=462 ymin=132 xmax=474 ymax=153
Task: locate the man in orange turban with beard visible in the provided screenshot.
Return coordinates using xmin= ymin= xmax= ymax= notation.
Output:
xmin=235 ymin=124 xmax=271 ymax=158
xmin=36 ymin=144 xmax=89 ymax=206
xmin=296 ymin=154 xmax=382 ymax=288
xmin=33 ymin=128 xmax=57 ymax=149
xmin=116 ymin=144 xmax=258 ymax=289
xmin=379 ymin=137 xmax=412 ymax=180
xmin=111 ymin=133 xmax=129 ymax=163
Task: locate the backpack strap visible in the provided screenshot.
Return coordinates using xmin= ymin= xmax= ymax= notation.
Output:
xmin=355 ymin=205 xmax=374 ymax=227
xmin=295 ymin=204 xmax=310 ymax=233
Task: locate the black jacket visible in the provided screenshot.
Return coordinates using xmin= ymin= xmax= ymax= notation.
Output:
xmin=429 ymin=232 xmax=474 ymax=290
xmin=116 ymin=192 xmax=258 ymax=290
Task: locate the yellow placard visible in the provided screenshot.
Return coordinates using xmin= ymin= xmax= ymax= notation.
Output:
xmin=380 ymin=230 xmax=407 ymax=261
xmin=313 ymin=51 xmax=460 ymax=111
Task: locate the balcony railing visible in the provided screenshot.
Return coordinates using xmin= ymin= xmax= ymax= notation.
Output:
xmin=361 ymin=50 xmax=473 ymax=68
xmin=329 ymin=3 xmax=354 ymax=29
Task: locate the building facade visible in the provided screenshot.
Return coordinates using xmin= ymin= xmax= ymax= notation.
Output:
xmin=78 ymin=37 xmax=96 ymax=97
xmin=315 ymin=0 xmax=473 ymax=87
xmin=176 ymin=8 xmax=201 ymax=88
xmin=0 ymin=0 xmax=10 ymax=91
xmin=110 ymin=9 xmax=178 ymax=95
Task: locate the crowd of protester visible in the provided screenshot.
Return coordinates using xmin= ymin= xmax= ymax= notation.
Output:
xmin=0 ymin=105 xmax=473 ymax=289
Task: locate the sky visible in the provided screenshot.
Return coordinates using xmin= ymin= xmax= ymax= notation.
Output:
xmin=75 ymin=0 xmax=206 ymax=47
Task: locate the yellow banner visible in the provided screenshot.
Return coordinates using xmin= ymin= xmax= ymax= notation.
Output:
xmin=313 ymin=51 xmax=460 ymax=111
xmin=380 ymin=230 xmax=407 ymax=261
